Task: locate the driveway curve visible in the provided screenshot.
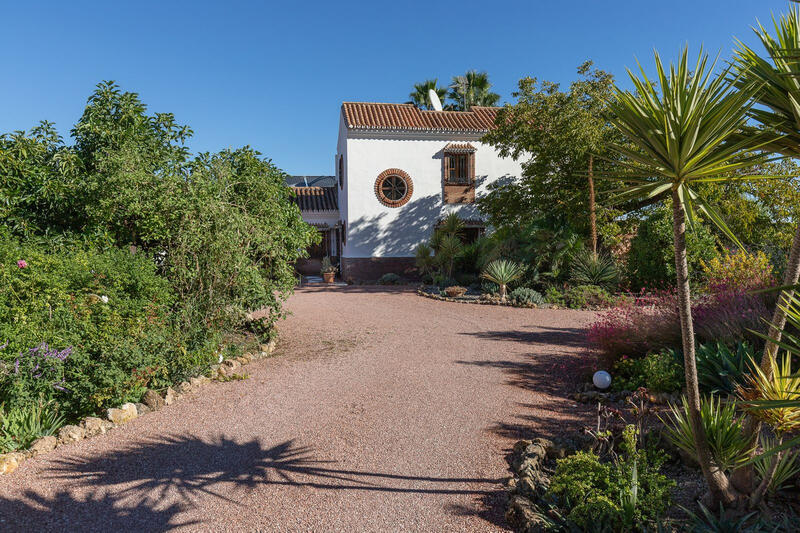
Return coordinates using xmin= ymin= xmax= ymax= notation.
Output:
xmin=1 ymin=286 xmax=596 ymax=532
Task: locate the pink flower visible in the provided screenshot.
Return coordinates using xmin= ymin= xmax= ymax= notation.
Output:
xmin=17 ymin=260 xmax=27 ymax=269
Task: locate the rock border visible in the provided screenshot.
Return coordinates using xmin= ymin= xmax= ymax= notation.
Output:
xmin=416 ymin=289 xmax=544 ymax=309
xmin=0 ymin=337 xmax=278 ymax=477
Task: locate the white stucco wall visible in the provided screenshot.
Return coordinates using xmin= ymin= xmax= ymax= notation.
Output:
xmin=341 ymin=130 xmax=522 ymax=258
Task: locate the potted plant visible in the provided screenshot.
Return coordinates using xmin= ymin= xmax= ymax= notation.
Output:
xmin=321 ymin=257 xmax=337 ymax=283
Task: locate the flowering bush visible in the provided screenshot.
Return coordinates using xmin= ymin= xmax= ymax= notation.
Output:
xmin=701 ymin=249 xmax=775 ymax=293
xmin=0 ymin=235 xmax=215 ymax=416
xmin=587 ymin=287 xmax=771 ymax=367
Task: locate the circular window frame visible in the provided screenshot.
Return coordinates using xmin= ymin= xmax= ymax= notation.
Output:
xmin=374 ymin=168 xmax=413 ymax=208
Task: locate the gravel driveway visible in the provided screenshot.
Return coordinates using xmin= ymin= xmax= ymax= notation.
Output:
xmin=0 ymin=286 xmax=596 ymax=532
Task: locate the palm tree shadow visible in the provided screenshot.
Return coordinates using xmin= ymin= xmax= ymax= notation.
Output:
xmin=0 ymin=489 xmax=195 ymax=532
xmin=33 ymin=434 xmax=507 ymax=528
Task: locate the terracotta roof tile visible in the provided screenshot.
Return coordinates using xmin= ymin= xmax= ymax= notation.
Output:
xmin=342 ymin=103 xmax=500 ymax=132
xmin=443 ymin=142 xmax=477 ymax=153
xmin=291 ymin=186 xmax=338 ymax=212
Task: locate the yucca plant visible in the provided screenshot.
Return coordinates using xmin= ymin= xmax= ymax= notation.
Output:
xmin=731 ymin=6 xmax=800 ymax=494
xmin=754 ymin=434 xmax=800 ymax=496
xmin=738 ymin=353 xmax=800 ymax=506
xmin=605 ymin=46 xmax=777 ymax=505
xmin=481 ymin=259 xmax=524 ymax=302
xmin=662 ymin=396 xmax=754 ymax=474
xmin=569 ymin=249 xmax=619 ymax=289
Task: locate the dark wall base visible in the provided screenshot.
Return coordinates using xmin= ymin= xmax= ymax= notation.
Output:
xmin=341 ymin=257 xmax=418 ymax=282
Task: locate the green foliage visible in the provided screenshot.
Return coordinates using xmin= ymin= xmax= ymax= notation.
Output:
xmin=754 ymin=435 xmax=800 ymax=496
xmin=564 ymin=284 xmax=616 ymax=309
xmin=406 ymin=79 xmax=447 ymax=110
xmin=509 ymin=287 xmax=545 ymax=306
xmin=0 ymin=401 xmax=65 ymax=453
xmin=544 ymin=286 xmax=566 ymax=306
xmin=378 ymin=273 xmax=401 ymax=285
xmin=446 ymin=70 xmax=500 ymax=110
xmin=320 ymin=257 xmax=336 ymax=274
xmin=662 ymin=396 xmax=754 ymax=473
xmin=481 ymin=259 xmax=524 ymax=300
xmin=612 ymin=351 xmax=683 ymax=393
xmin=626 ymin=207 xmax=719 ymax=290
xmin=546 ymin=426 xmax=674 ymax=531
xmin=0 ymin=235 xmax=205 ymax=415
xmin=678 ymin=342 xmax=752 ymax=396
xmin=570 ymin=249 xmax=620 ymax=289
xmin=0 ymin=81 xmax=315 ymax=433
xmin=479 ymin=62 xmax=623 ymax=240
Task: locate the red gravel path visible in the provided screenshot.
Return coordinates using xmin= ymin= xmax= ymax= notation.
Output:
xmin=0 ymin=286 xmax=596 ymax=532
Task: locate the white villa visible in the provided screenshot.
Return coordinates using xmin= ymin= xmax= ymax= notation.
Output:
xmin=290 ymin=102 xmax=523 ymax=281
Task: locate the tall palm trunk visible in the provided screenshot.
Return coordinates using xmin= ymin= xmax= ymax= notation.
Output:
xmin=732 ymin=222 xmax=800 ymax=496
xmin=588 ymin=154 xmax=597 ymax=254
xmin=672 ymin=189 xmax=737 ymax=505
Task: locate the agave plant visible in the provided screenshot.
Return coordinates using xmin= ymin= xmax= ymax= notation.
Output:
xmin=662 ymin=396 xmax=754 ymax=474
xmin=569 ymin=249 xmax=619 ymax=289
xmin=481 ymin=259 xmax=524 ymax=302
xmin=738 ymin=353 xmax=800 ymax=435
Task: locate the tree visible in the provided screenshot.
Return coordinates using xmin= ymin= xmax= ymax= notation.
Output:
xmin=479 ymin=63 xmax=622 ymax=249
xmin=606 ymin=48 xmax=774 ymax=506
xmin=446 ymin=70 xmax=500 ymax=110
xmin=407 ymin=79 xmax=447 ymax=110
xmin=728 ymin=5 xmax=800 ymax=496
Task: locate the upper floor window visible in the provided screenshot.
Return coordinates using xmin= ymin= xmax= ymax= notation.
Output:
xmin=446 ymin=154 xmax=470 ymax=184
xmin=338 ymin=155 xmax=344 ymax=188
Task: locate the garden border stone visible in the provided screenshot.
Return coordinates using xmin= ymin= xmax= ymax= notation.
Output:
xmin=0 ymin=335 xmax=279 ymax=476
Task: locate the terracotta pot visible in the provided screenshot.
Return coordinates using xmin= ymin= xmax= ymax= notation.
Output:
xmin=323 ymin=271 xmax=335 ymax=283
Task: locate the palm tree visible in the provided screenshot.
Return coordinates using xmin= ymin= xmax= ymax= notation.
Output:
xmin=447 ymin=70 xmax=500 ymax=110
xmin=407 ymin=79 xmax=447 ymax=110
xmin=605 ymin=47 xmax=775 ymax=506
xmin=731 ymin=7 xmax=800 ymax=494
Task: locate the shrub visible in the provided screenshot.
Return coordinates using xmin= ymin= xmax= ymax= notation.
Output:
xmin=701 ymin=249 xmax=776 ymax=293
xmin=668 ymin=341 xmax=753 ymax=396
xmin=0 ymin=236 xmax=207 ymax=416
xmin=612 ymin=351 xmax=683 ymax=393
xmin=587 ymin=289 xmax=769 ymax=366
xmin=545 ymin=426 xmax=673 ymax=530
xmin=564 ymin=284 xmax=616 ymax=309
xmin=378 ymin=273 xmax=401 ymax=285
xmin=433 ymin=275 xmax=458 ymax=288
xmin=626 ymin=207 xmax=719 ymax=290
xmin=509 ymin=287 xmax=545 ymax=306
xmin=544 ymin=286 xmax=566 ymax=306
xmin=444 ymin=286 xmax=467 ymax=298
xmin=481 ymin=280 xmax=499 ymax=295
xmin=569 ymin=250 xmax=620 ymax=289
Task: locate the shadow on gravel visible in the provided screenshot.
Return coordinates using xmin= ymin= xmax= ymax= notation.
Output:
xmin=0 ymin=489 xmax=194 ymax=532
xmin=25 ymin=435 xmax=505 ymax=528
xmin=460 ymin=325 xmax=588 ymax=350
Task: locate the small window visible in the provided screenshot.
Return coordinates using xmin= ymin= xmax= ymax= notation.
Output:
xmin=447 ymin=154 xmax=469 ymax=184
xmin=338 ymin=155 xmax=344 ymax=188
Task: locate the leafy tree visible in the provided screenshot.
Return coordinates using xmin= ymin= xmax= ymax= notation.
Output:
xmin=606 ymin=48 xmax=774 ymax=506
xmin=479 ymin=62 xmax=624 ymax=250
xmin=407 ymin=79 xmax=447 ymax=110
xmin=446 ymin=70 xmax=500 ymax=110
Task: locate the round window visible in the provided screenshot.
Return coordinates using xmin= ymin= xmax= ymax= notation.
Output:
xmin=375 ymin=169 xmax=413 ymax=207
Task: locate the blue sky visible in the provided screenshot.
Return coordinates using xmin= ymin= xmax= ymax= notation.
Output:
xmin=0 ymin=0 xmax=791 ymax=175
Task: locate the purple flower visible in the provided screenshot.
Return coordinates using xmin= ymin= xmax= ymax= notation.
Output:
xmin=16 ymin=260 xmax=27 ymax=269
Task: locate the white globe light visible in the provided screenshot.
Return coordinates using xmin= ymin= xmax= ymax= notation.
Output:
xmin=593 ymin=370 xmax=612 ymax=390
